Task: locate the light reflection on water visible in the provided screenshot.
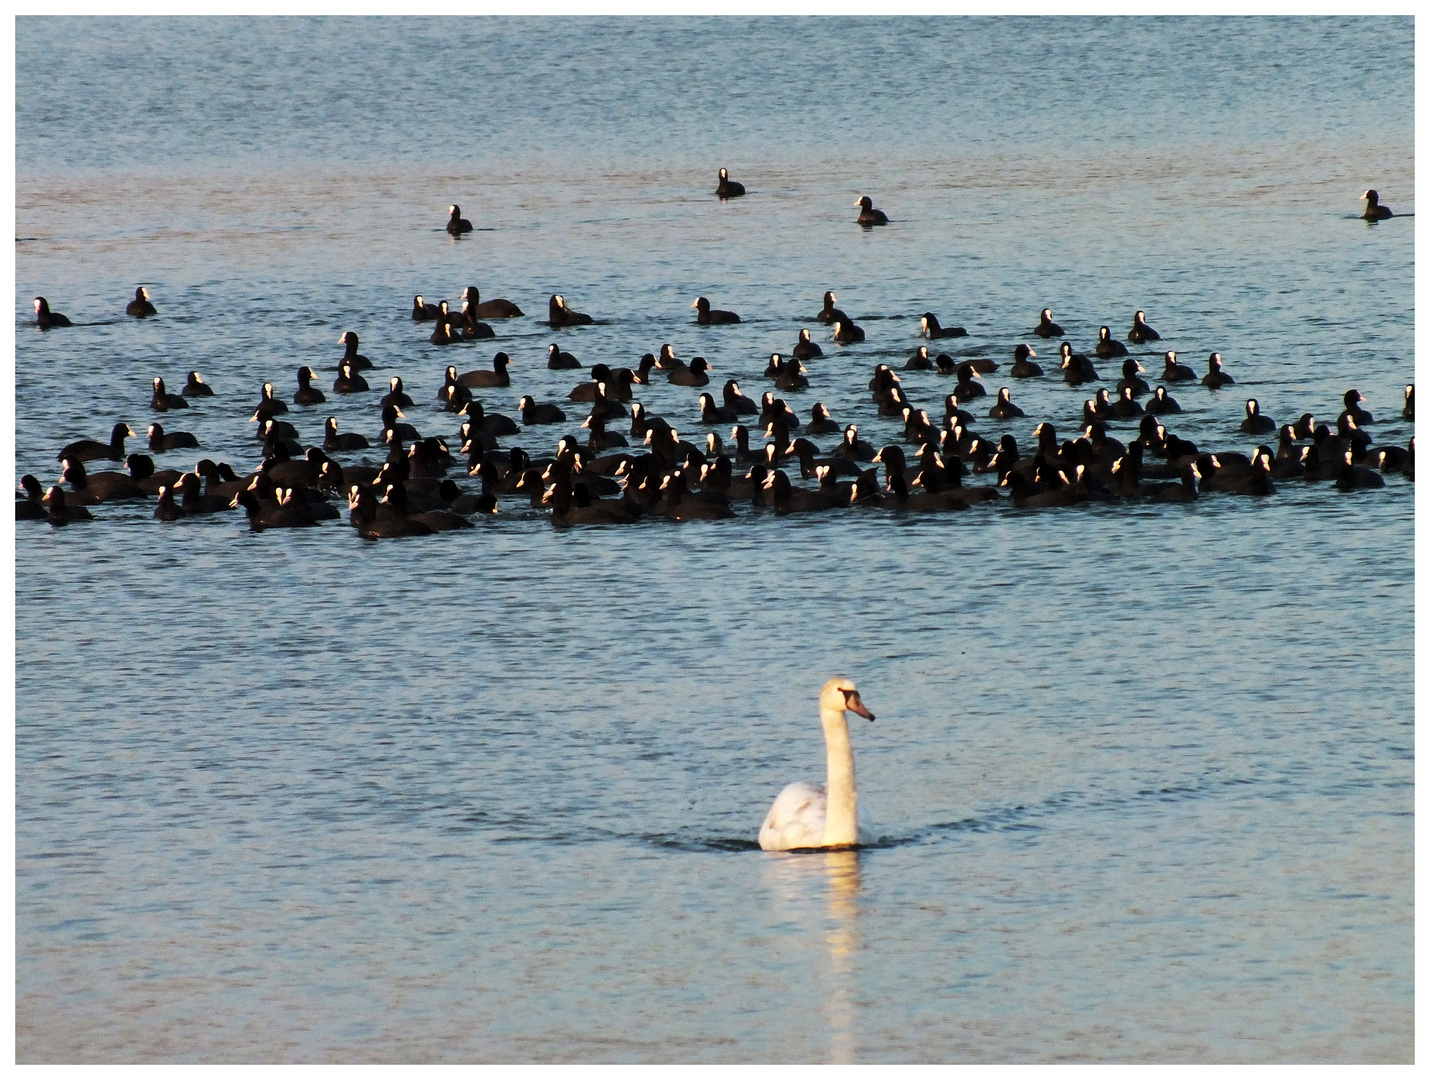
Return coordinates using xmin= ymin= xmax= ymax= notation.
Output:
xmin=15 ymin=14 xmax=1413 ymax=1064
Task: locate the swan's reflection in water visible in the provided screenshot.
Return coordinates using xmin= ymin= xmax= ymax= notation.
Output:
xmin=822 ymin=849 xmax=861 ymax=1063
xmin=764 ymin=848 xmax=862 ymax=1063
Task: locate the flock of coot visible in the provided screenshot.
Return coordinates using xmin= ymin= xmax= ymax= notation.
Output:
xmin=18 ymin=176 xmax=1411 ymax=535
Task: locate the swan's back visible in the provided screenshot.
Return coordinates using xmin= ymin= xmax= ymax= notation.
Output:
xmin=759 ymin=781 xmax=827 ymax=851
xmin=758 ymin=782 xmax=878 ymax=851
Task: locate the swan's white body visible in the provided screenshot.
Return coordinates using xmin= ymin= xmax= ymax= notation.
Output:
xmin=758 ymin=781 xmax=877 ymax=851
xmin=759 ymin=677 xmax=876 ymax=851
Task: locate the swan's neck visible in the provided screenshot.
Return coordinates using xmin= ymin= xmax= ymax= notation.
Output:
xmin=821 ymin=706 xmax=858 ymax=846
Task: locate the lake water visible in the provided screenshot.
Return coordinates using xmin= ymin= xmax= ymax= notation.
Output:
xmin=14 ymin=16 xmax=1414 ymax=1063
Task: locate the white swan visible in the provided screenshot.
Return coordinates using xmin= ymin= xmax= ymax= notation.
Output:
xmin=758 ymin=677 xmax=877 ymax=851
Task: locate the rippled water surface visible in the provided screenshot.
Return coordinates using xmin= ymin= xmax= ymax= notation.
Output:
xmin=15 ymin=16 xmax=1414 ymax=1063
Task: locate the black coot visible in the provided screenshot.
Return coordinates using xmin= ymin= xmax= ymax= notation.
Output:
xmin=148 ymin=423 xmax=200 ymax=452
xmin=792 ymin=328 xmax=822 ymax=359
xmin=1202 ymin=353 xmax=1234 ymax=389
xmin=182 ymin=371 xmax=215 ymax=397
xmin=549 ymin=294 xmax=593 ymax=327
xmin=1128 ymin=310 xmax=1159 ymax=344
xmin=1362 ymin=189 xmax=1392 ymax=220
xmin=716 ymin=168 xmax=745 ymax=198
xmin=1034 ymin=309 xmax=1063 ymax=338
xmin=35 ymin=297 xmax=71 ymax=328
xmin=1010 ymin=344 xmax=1042 ymax=378
xmin=855 ymin=196 xmax=888 ymax=226
xmin=547 ymin=343 xmax=581 ymax=369
xmin=151 ymin=377 xmax=189 ymax=411
xmin=126 ymin=286 xmax=157 ymax=318
xmin=692 ymin=296 xmax=740 ymax=324
xmin=447 ymin=204 xmax=473 ymax=234
xmin=337 ymin=331 xmax=373 ymax=370
xmin=461 ymin=285 xmax=523 ymax=319
xmin=293 ymin=367 xmax=326 ymax=406
xmin=58 ymin=423 xmax=135 ymax=464
xmin=458 ymin=352 xmax=513 ymax=388
xmin=921 ymin=312 xmax=966 ymax=338
xmin=815 ymin=291 xmax=851 ymax=324
xmin=1095 ymin=326 xmax=1128 ymax=359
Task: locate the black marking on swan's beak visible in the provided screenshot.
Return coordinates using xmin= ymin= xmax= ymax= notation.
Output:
xmin=842 ymin=689 xmax=875 ymax=721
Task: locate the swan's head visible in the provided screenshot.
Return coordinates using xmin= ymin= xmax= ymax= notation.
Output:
xmin=822 ymin=677 xmax=874 ymax=721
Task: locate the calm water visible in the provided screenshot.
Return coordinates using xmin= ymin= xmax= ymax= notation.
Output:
xmin=14 ymin=16 xmax=1414 ymax=1063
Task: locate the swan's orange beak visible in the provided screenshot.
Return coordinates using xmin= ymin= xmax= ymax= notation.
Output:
xmin=843 ymin=690 xmax=875 ymax=721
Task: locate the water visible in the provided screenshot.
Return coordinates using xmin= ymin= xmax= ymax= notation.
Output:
xmin=14 ymin=16 xmax=1413 ymax=1063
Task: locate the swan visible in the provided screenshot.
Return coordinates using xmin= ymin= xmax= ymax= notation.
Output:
xmin=758 ymin=677 xmax=877 ymax=851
